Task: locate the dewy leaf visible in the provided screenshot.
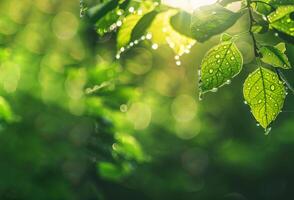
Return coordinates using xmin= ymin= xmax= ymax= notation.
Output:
xmin=243 ymin=67 xmax=286 ymax=129
xmin=117 ymin=14 xmax=143 ymax=48
xmin=191 ymin=4 xmax=242 ymax=42
xmin=260 ymin=45 xmax=291 ymax=69
xmin=200 ymin=41 xmax=243 ymax=93
xmin=117 ymin=1 xmax=156 ymax=48
xmin=267 ymin=5 xmax=294 ymax=37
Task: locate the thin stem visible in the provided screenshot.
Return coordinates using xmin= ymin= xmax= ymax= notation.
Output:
xmin=246 ymin=0 xmax=259 ymax=57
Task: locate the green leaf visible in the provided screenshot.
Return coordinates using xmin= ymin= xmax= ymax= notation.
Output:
xmin=131 ymin=10 xmax=158 ymax=41
xmin=200 ymin=41 xmax=243 ymax=93
xmin=268 ymin=5 xmax=294 ymax=37
xmin=86 ymin=0 xmax=119 ymax=22
xmin=218 ymin=0 xmax=242 ymax=6
xmin=260 ymin=45 xmax=291 ymax=69
xmin=170 ymin=11 xmax=193 ymax=38
xmin=117 ymin=14 xmax=143 ymax=48
xmin=116 ymin=1 xmax=157 ymax=48
xmin=148 ymin=10 xmax=195 ymax=55
xmin=221 ymin=33 xmax=233 ymax=42
xmin=243 ymin=67 xmax=286 ymax=129
xmin=191 ymin=4 xmax=242 ymax=42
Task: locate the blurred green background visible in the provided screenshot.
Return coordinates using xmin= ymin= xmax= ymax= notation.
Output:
xmin=0 ymin=0 xmax=294 ymax=199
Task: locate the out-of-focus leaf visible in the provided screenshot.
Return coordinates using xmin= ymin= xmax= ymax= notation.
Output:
xmin=200 ymin=41 xmax=243 ymax=93
xmin=260 ymin=45 xmax=291 ymax=69
xmin=170 ymin=11 xmax=193 ymax=38
xmin=117 ymin=1 xmax=156 ymax=48
xmin=148 ymin=10 xmax=195 ymax=55
xmin=218 ymin=0 xmax=242 ymax=6
xmin=221 ymin=33 xmax=233 ymax=41
xmin=191 ymin=4 xmax=242 ymax=42
xmin=0 ymin=96 xmax=14 ymax=123
xmin=243 ymin=67 xmax=286 ymax=129
xmin=131 ymin=10 xmax=158 ymax=41
xmin=268 ymin=5 xmax=294 ymax=37
xmin=86 ymin=0 xmax=119 ymax=22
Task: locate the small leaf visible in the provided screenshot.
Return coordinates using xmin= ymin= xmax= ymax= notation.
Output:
xmin=260 ymin=45 xmax=291 ymax=69
xmin=268 ymin=5 xmax=294 ymax=37
xmin=221 ymin=33 xmax=233 ymax=42
xmin=243 ymin=67 xmax=286 ymax=129
xmin=200 ymin=41 xmax=243 ymax=93
xmin=191 ymin=4 xmax=242 ymax=42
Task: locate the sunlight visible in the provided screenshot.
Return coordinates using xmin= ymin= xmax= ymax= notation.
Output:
xmin=162 ymin=0 xmax=218 ymax=13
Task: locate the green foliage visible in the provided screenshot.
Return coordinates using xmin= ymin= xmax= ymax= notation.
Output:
xmin=243 ymin=67 xmax=286 ymax=129
xmin=268 ymin=5 xmax=294 ymax=37
xmin=200 ymin=40 xmax=243 ymax=93
xmin=260 ymin=44 xmax=291 ymax=69
xmin=190 ymin=4 xmax=242 ymax=42
xmin=84 ymin=0 xmax=294 ymax=131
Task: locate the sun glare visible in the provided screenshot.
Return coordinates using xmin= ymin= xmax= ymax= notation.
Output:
xmin=162 ymin=0 xmax=218 ymax=13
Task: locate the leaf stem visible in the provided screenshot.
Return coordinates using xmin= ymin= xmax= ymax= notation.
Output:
xmin=246 ymin=0 xmax=260 ymax=57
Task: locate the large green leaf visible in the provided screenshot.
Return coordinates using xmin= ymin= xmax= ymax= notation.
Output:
xmin=268 ymin=5 xmax=294 ymax=37
xmin=260 ymin=45 xmax=291 ymax=69
xmin=200 ymin=41 xmax=243 ymax=93
xmin=190 ymin=4 xmax=242 ymax=42
xmin=243 ymin=67 xmax=286 ymax=129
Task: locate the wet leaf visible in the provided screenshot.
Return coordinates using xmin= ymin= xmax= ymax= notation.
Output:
xmin=191 ymin=4 xmax=242 ymax=42
xmin=268 ymin=5 xmax=294 ymax=37
xmin=200 ymin=41 xmax=243 ymax=93
xmin=243 ymin=67 xmax=286 ymax=129
xmin=260 ymin=45 xmax=291 ymax=69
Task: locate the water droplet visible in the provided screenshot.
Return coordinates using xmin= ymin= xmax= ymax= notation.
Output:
xmin=256 ymin=123 xmax=260 ymax=127
xmin=128 ymin=7 xmax=135 ymax=13
xmin=230 ymin=56 xmax=235 ymax=60
xmin=116 ymin=20 xmax=122 ymax=27
xmin=215 ymin=54 xmax=220 ymax=58
xmin=209 ymin=69 xmax=214 ymax=74
xmin=120 ymin=47 xmax=125 ymax=52
xmin=116 ymin=54 xmax=120 ymax=59
xmin=146 ymin=33 xmax=152 ymax=40
xmin=265 ymin=127 xmax=272 ymax=135
xmin=226 ymin=80 xmax=231 ymax=84
xmin=176 ymin=61 xmax=181 ymax=66
xmin=258 ymin=99 xmax=262 ymax=103
xmin=175 ymin=55 xmax=180 ymax=60
xmin=134 ymin=40 xmax=139 ymax=44
xmin=117 ymin=10 xmax=123 ymax=16
xmin=120 ymin=104 xmax=128 ymax=112
xmin=274 ymin=32 xmax=279 ymax=37
xmin=244 ymin=101 xmax=248 ymax=105
xmin=152 ymin=43 xmax=158 ymax=50
xmin=270 ymin=85 xmax=275 ymax=91
xmin=141 ymin=36 xmax=146 ymax=40
xmin=211 ymin=88 xmax=218 ymax=92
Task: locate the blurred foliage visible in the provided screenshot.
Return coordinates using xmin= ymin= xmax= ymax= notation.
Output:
xmin=0 ymin=0 xmax=293 ymax=200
